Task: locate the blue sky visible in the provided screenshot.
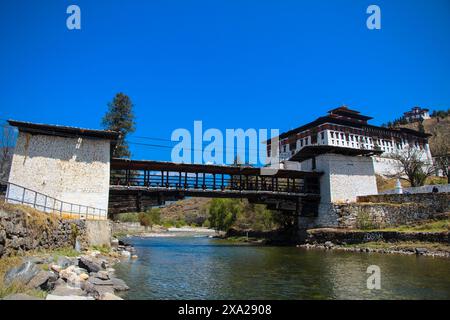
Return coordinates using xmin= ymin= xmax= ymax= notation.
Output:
xmin=1 ymin=0 xmax=449 ymax=161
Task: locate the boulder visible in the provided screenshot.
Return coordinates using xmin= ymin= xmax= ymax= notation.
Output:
xmin=95 ymin=271 xmax=110 ymax=280
xmin=88 ymin=277 xmax=114 ymax=286
xmin=57 ymin=256 xmax=74 ymax=269
xmin=79 ymin=256 xmax=103 ymax=273
xmin=4 ymin=261 xmax=40 ymax=286
xmin=51 ymin=284 xmax=84 ymax=297
xmin=110 ymin=277 xmax=129 ymax=291
xmin=27 ymin=271 xmax=52 ymax=290
xmin=324 ymin=241 xmax=334 ymax=248
xmin=50 ymin=264 xmax=61 ymax=273
xmin=100 ymin=292 xmax=123 ymax=300
xmin=415 ymin=248 xmax=428 ymax=255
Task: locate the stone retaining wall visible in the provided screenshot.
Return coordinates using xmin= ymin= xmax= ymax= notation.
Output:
xmin=0 ymin=205 xmax=112 ymax=257
xmin=306 ymin=229 xmax=449 ymax=244
xmin=333 ymin=192 xmax=449 ymax=229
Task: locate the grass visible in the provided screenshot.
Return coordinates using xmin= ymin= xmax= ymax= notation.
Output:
xmin=369 ymin=219 xmax=450 ymax=233
xmin=115 ymin=212 xmax=140 ymax=223
xmin=0 ymin=256 xmax=46 ymax=299
xmin=90 ymin=245 xmax=111 ymax=255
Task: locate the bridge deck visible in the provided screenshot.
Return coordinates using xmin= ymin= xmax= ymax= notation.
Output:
xmin=110 ymin=158 xmax=322 ymax=195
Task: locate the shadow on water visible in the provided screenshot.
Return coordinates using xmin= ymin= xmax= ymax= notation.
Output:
xmin=114 ymin=236 xmax=450 ymax=300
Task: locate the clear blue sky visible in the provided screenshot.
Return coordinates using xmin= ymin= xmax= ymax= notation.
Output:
xmin=1 ymin=0 xmax=449 ymax=161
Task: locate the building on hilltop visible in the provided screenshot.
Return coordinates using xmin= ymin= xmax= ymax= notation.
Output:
xmin=267 ymin=106 xmax=433 ymax=177
xmin=403 ymin=106 xmax=430 ymax=123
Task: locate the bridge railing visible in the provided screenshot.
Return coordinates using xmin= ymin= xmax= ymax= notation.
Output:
xmin=1 ymin=180 xmax=107 ymax=220
xmin=110 ymin=169 xmax=320 ymax=194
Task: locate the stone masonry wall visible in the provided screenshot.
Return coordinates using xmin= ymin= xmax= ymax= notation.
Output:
xmin=334 ymin=193 xmax=449 ymax=229
xmin=0 ymin=204 xmax=112 ymax=257
xmin=0 ymin=207 xmax=88 ymax=257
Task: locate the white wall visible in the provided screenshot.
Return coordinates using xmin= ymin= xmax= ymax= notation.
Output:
xmin=8 ymin=132 xmax=111 ymax=212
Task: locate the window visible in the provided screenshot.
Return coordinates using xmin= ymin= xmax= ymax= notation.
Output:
xmin=300 ymin=139 xmax=303 ymax=147
xmin=321 ymin=132 xmax=325 ymax=140
xmin=331 ymin=132 xmax=334 ymax=138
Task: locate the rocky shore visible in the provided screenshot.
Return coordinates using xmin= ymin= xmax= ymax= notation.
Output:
xmin=297 ymin=241 xmax=450 ymax=258
xmin=1 ymin=241 xmax=136 ymax=300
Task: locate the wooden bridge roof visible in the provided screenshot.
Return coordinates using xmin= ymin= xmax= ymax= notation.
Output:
xmin=111 ymin=158 xmax=322 ymax=178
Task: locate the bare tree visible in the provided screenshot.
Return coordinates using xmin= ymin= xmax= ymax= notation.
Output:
xmin=389 ymin=146 xmax=435 ymax=187
xmin=430 ymin=127 xmax=450 ymax=183
xmin=0 ymin=125 xmax=16 ymax=181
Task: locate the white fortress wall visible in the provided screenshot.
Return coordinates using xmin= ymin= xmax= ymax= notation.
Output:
xmin=8 ymin=132 xmax=111 ymax=211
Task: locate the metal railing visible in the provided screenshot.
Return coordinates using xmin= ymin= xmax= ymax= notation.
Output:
xmin=1 ymin=180 xmax=107 ymax=220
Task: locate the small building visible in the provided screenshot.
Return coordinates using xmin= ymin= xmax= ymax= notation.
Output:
xmin=6 ymin=120 xmax=120 ymax=217
xmin=403 ymin=106 xmax=430 ymax=123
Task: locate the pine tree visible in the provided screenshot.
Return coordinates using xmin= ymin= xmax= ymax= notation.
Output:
xmin=102 ymin=93 xmax=136 ymax=158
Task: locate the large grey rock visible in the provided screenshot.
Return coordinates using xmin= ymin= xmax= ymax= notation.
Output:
xmin=57 ymin=256 xmax=74 ymax=269
xmin=27 ymin=271 xmax=53 ymax=290
xmin=88 ymin=277 xmax=114 ymax=286
xmin=110 ymin=277 xmax=129 ymax=291
xmin=4 ymin=261 xmax=40 ymax=286
xmin=83 ymin=280 xmax=115 ymax=299
xmin=79 ymin=256 xmax=103 ymax=273
xmin=2 ymin=293 xmax=43 ymax=300
xmin=51 ymin=285 xmax=84 ymax=297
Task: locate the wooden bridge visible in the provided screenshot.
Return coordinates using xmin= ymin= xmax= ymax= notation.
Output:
xmin=109 ymin=158 xmax=322 ymax=216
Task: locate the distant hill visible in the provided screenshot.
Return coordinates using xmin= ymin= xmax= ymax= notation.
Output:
xmin=159 ymin=197 xmax=211 ymax=226
xmin=386 ymin=113 xmax=450 ymax=158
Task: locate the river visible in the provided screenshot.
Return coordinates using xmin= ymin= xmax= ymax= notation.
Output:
xmin=113 ymin=236 xmax=450 ymax=300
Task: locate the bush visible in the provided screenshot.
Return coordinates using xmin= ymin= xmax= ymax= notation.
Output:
xmin=138 ymin=208 xmax=161 ymax=229
xmin=116 ymin=212 xmax=140 ymax=223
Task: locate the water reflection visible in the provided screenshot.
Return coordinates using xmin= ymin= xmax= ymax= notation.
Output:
xmin=113 ymin=237 xmax=450 ymax=300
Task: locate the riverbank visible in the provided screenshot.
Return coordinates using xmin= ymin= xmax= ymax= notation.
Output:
xmin=298 ymin=241 xmax=450 ymax=258
xmin=0 ymin=244 xmax=133 ymax=300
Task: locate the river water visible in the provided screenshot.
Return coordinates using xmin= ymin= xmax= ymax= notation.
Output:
xmin=114 ymin=236 xmax=450 ymax=300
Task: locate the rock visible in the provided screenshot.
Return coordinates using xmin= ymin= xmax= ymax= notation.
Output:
xmin=110 ymin=277 xmax=129 ymax=291
xmin=27 ymin=271 xmax=52 ymax=290
xmin=2 ymin=293 xmax=43 ymax=300
xmin=59 ymin=265 xmax=76 ymax=280
xmin=46 ymin=294 xmax=94 ymax=300
xmin=4 ymin=261 xmax=40 ymax=286
xmin=121 ymin=251 xmax=131 ymax=258
xmin=79 ymin=273 xmax=89 ymax=281
xmin=88 ymin=277 xmax=114 ymax=286
xmin=0 ymin=244 xmax=4 ymax=257
xmin=50 ymin=264 xmax=61 ymax=273
xmin=79 ymin=256 xmax=103 ymax=273
xmin=100 ymin=292 xmax=123 ymax=300
xmin=131 ymin=255 xmax=138 ymax=259
xmin=415 ymin=248 xmax=428 ymax=255
xmin=51 ymin=285 xmax=84 ymax=297
xmin=57 ymin=256 xmax=74 ymax=269
xmin=324 ymin=241 xmax=334 ymax=248
xmin=83 ymin=280 xmax=115 ymax=299
xmin=111 ymin=239 xmax=119 ymax=248
xmin=95 ymin=271 xmax=110 ymax=280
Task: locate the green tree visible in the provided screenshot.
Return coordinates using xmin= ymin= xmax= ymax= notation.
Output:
xmin=102 ymin=93 xmax=136 ymax=158
xmin=208 ymin=199 xmax=240 ymax=232
xmin=138 ymin=208 xmax=161 ymax=230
